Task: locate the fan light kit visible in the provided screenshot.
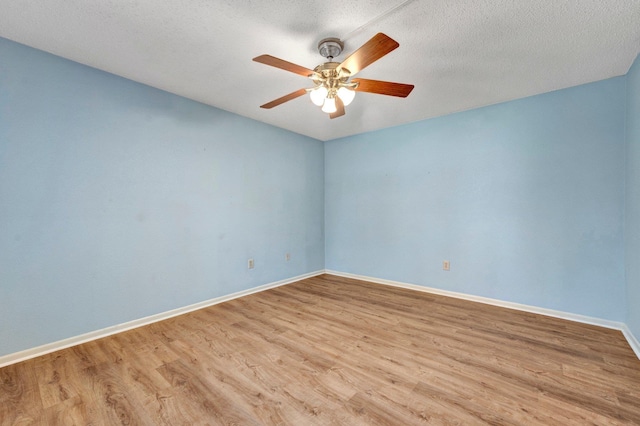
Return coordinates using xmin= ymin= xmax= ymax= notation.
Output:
xmin=253 ymin=33 xmax=414 ymax=119
xmin=308 ymin=38 xmax=357 ymax=114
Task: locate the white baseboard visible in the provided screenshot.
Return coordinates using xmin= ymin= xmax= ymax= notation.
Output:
xmin=621 ymin=324 xmax=640 ymax=360
xmin=4 ymin=269 xmax=638 ymax=367
xmin=0 ymin=270 xmax=324 ymax=368
xmin=325 ymin=270 xmax=640 ymax=360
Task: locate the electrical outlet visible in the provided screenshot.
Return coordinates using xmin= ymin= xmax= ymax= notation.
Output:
xmin=443 ymin=260 xmax=450 ymax=271
xmin=248 ymin=258 xmax=254 ymax=269
xmin=285 ymin=253 xmax=291 ymax=261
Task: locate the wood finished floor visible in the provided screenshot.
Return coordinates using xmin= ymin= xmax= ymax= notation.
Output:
xmin=2 ymin=274 xmax=640 ymax=425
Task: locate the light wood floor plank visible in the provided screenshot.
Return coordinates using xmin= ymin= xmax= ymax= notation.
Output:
xmin=1 ymin=274 xmax=639 ymax=424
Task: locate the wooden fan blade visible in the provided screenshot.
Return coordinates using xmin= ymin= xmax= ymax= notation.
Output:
xmin=339 ymin=33 xmax=399 ymax=76
xmin=330 ymin=97 xmax=345 ymax=119
xmin=260 ymin=88 xmax=308 ymax=109
xmin=352 ymin=78 xmax=414 ymax=97
xmin=253 ymin=54 xmax=316 ymax=77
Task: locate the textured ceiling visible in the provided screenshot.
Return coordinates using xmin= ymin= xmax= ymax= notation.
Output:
xmin=1 ymin=0 xmax=639 ymax=141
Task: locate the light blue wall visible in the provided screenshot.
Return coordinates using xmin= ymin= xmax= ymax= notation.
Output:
xmin=626 ymin=53 xmax=640 ymax=338
xmin=0 ymin=38 xmax=324 ymax=357
xmin=1 ymin=35 xmax=636 ymax=359
xmin=326 ymin=78 xmax=627 ymax=321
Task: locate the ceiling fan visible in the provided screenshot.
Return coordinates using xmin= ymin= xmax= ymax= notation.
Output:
xmin=253 ymin=33 xmax=414 ymax=119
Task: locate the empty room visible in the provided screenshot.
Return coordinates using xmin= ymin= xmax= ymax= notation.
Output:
xmin=1 ymin=1 xmax=640 ymax=424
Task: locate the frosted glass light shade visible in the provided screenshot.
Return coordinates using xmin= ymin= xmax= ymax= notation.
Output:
xmin=337 ymin=87 xmax=356 ymax=106
xmin=322 ymin=97 xmax=337 ymax=113
xmin=310 ymin=86 xmax=328 ymax=106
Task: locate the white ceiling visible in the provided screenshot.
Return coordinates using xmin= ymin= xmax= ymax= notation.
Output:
xmin=1 ymin=0 xmax=639 ymax=141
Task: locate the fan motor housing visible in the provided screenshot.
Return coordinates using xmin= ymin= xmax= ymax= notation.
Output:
xmin=313 ymin=61 xmax=351 ymax=83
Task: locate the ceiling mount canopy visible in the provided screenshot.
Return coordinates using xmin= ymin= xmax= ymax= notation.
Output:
xmin=317 ymin=37 xmax=343 ymax=60
xmin=253 ymin=33 xmax=414 ymax=119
